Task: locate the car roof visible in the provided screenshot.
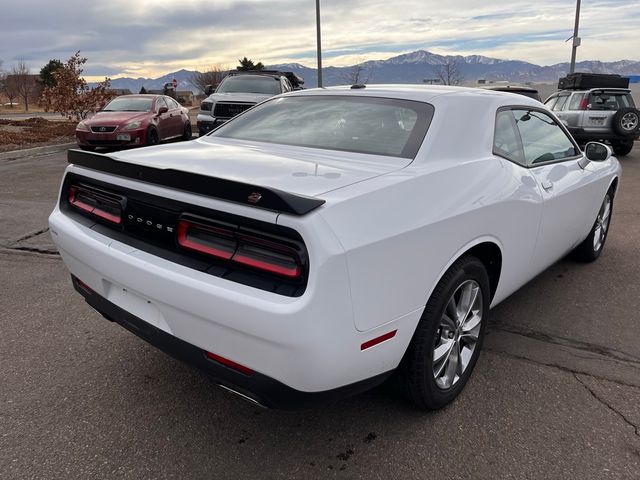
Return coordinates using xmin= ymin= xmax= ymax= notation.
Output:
xmin=287 ymin=84 xmax=543 ymax=107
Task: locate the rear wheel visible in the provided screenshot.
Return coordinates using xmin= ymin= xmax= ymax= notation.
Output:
xmin=398 ymin=255 xmax=490 ymax=410
xmin=572 ymin=190 xmax=613 ymax=262
xmin=612 ymin=140 xmax=634 ymax=156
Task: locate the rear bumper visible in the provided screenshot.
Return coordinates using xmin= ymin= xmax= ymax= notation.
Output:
xmin=49 ymin=199 xmax=417 ymax=399
xmin=567 ymin=127 xmax=639 ymax=143
xmin=73 ymin=274 xmax=392 ymax=409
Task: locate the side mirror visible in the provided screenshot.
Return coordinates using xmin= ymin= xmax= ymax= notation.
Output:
xmin=158 ymin=106 xmax=168 ymax=115
xmin=579 ymin=142 xmax=612 ymax=168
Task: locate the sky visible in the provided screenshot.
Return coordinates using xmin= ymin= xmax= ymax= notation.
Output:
xmin=1 ymin=0 xmax=638 ymax=80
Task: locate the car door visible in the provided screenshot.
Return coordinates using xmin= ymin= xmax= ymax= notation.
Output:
xmin=155 ymin=97 xmax=171 ymax=140
xmin=165 ymin=97 xmax=184 ymax=137
xmin=509 ymin=107 xmax=603 ymax=268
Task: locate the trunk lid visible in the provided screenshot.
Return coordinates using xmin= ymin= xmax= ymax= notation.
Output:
xmin=109 ymin=137 xmax=407 ymax=198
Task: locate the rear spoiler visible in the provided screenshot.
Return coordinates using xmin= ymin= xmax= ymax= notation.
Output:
xmin=67 ymin=149 xmax=325 ymax=216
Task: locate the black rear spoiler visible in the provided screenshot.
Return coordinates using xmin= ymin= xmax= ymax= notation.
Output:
xmin=67 ymin=149 xmax=325 ymax=216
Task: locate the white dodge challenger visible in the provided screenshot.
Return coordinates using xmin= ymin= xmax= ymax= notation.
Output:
xmin=49 ymin=85 xmax=620 ymax=409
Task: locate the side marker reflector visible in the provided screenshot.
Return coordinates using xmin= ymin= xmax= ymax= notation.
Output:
xmin=361 ymin=330 xmax=397 ymax=351
xmin=205 ymin=351 xmax=255 ymax=376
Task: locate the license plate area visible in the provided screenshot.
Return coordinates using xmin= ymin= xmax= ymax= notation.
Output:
xmin=117 ymin=134 xmax=131 ymax=141
xmin=588 ymin=117 xmax=606 ymax=126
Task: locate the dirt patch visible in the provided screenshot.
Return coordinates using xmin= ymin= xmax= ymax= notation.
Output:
xmin=0 ymin=118 xmax=76 ymax=153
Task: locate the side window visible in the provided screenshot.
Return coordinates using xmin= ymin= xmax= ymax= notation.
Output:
xmin=552 ymin=95 xmax=570 ymax=111
xmin=167 ymin=98 xmax=180 ymax=110
xmin=512 ymin=109 xmax=579 ymax=165
xmin=493 ymin=110 xmax=525 ymax=166
xmin=568 ymin=93 xmax=585 ymax=110
xmin=544 ymin=96 xmax=558 ymax=110
xmin=156 ymin=97 xmax=168 ymax=112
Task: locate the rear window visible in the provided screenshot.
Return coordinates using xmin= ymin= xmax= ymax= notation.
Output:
xmin=589 ymin=91 xmax=634 ymax=110
xmin=210 ymin=95 xmax=434 ymax=159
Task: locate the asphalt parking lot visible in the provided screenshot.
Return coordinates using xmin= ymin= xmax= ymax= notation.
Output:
xmin=1 ymin=145 xmax=639 ymax=479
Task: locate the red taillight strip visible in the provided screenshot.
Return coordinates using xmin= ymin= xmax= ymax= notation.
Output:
xmin=68 ymin=186 xmax=122 ymax=225
xmin=232 ymin=253 xmax=301 ymax=279
xmin=205 ymin=351 xmax=255 ymax=376
xmin=579 ymin=98 xmax=589 ymax=110
xmin=361 ymin=330 xmax=397 ymax=351
xmin=176 ymin=220 xmax=235 ymax=260
xmin=177 ymin=218 xmax=303 ymax=279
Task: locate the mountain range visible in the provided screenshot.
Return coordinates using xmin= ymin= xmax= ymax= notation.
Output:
xmin=95 ymin=50 xmax=640 ymax=93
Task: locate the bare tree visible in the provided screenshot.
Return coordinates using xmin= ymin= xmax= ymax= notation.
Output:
xmin=342 ymin=58 xmax=372 ymax=85
xmin=11 ymin=60 xmax=39 ymax=111
xmin=189 ymin=64 xmax=228 ymax=94
xmin=2 ymin=70 xmax=19 ymax=108
xmin=432 ymin=58 xmax=464 ymax=86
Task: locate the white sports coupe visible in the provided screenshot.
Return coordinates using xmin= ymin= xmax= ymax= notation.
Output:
xmin=49 ymin=85 xmax=620 ymax=409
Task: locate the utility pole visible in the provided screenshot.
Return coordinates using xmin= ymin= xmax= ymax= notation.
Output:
xmin=316 ymin=0 xmax=323 ymax=87
xmin=569 ymin=0 xmax=581 ymax=74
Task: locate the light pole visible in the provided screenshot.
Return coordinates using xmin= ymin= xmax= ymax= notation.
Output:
xmin=569 ymin=0 xmax=581 ymax=74
xmin=316 ymin=0 xmax=323 ymax=87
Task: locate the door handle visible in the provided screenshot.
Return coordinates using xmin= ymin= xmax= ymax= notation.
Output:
xmin=541 ymin=179 xmax=553 ymax=191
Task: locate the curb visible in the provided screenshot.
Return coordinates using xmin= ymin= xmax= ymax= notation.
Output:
xmin=0 ymin=142 xmax=76 ymax=161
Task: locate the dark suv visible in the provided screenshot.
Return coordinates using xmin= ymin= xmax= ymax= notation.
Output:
xmin=545 ymin=74 xmax=639 ymax=156
xmin=196 ymin=70 xmax=304 ymax=136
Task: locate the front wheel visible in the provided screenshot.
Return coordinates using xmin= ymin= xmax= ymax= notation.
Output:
xmin=572 ymin=190 xmax=614 ymax=262
xmin=398 ymin=255 xmax=490 ymax=410
xmin=146 ymin=127 xmax=159 ymax=146
xmin=183 ymin=122 xmax=192 ymax=141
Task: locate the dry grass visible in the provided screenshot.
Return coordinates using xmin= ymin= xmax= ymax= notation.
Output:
xmin=0 ymin=118 xmax=76 ymax=153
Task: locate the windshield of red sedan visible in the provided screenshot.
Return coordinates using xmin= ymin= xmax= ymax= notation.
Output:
xmin=211 ymin=95 xmax=434 ymax=158
xmin=102 ymin=97 xmax=154 ymax=112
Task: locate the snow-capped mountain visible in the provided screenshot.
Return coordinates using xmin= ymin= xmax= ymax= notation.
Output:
xmin=90 ymin=50 xmax=640 ymax=93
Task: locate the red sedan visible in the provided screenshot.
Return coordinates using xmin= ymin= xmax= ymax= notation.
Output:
xmin=76 ymin=94 xmax=192 ymax=151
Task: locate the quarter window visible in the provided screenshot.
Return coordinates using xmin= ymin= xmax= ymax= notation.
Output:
xmin=552 ymin=95 xmax=570 ymax=111
xmin=493 ymin=110 xmax=525 ymax=165
xmin=568 ymin=93 xmax=585 ymax=110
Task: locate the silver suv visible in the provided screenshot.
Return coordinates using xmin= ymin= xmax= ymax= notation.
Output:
xmin=545 ymin=88 xmax=639 ymax=156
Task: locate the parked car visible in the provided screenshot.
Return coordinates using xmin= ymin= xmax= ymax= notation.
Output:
xmin=545 ymin=74 xmax=639 ymax=156
xmin=481 ymin=85 xmax=542 ymax=102
xmin=196 ymin=70 xmax=304 ymax=136
xmin=50 ymin=85 xmax=619 ymax=410
xmin=76 ymin=94 xmax=192 ymax=151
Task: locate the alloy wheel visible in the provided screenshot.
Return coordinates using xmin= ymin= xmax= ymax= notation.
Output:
xmin=621 ymin=112 xmax=638 ymax=132
xmin=432 ymin=279 xmax=483 ymax=389
xmin=593 ymin=194 xmax=612 ymax=252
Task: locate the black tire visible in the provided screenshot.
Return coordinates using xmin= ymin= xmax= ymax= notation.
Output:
xmin=612 ymin=108 xmax=640 ymax=137
xmin=572 ymin=189 xmax=614 ymax=262
xmin=146 ymin=127 xmax=159 ymax=146
xmin=183 ymin=122 xmax=192 ymax=141
xmin=612 ymin=140 xmax=634 ymax=156
xmin=397 ymin=255 xmax=490 ymax=410
xmin=79 ymin=145 xmax=96 ymax=152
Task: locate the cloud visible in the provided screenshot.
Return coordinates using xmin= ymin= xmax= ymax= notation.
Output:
xmin=1 ymin=0 xmax=638 ymax=78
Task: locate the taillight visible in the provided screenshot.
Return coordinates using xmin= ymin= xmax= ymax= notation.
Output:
xmin=68 ymin=185 xmax=123 ymax=225
xmin=177 ymin=217 xmax=303 ymax=279
xmin=579 ymin=98 xmax=589 ymax=110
